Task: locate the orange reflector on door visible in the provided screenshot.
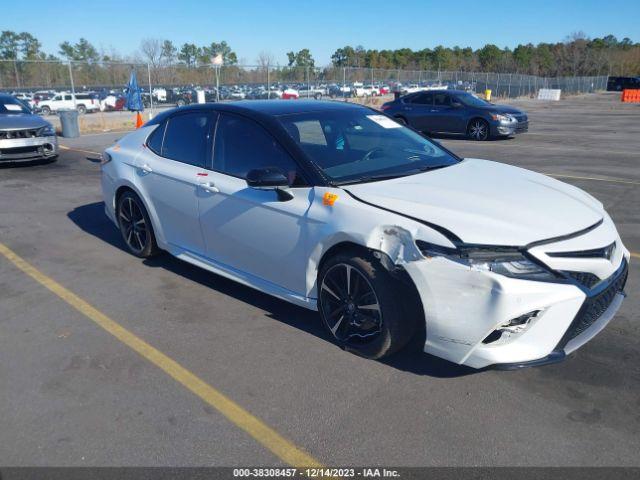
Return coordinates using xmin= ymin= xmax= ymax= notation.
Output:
xmin=323 ymin=192 xmax=339 ymax=206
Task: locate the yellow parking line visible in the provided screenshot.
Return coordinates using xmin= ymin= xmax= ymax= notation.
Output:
xmin=544 ymin=173 xmax=640 ymax=186
xmin=0 ymin=242 xmax=322 ymax=468
xmin=631 ymin=252 xmax=640 ymax=259
xmin=59 ymin=145 xmax=101 ymax=156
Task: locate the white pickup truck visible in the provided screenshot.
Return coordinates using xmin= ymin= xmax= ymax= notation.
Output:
xmin=38 ymin=92 xmax=100 ymax=115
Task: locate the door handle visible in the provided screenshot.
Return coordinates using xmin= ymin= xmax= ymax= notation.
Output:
xmin=198 ymin=182 xmax=219 ymax=193
xmin=140 ymin=163 xmax=153 ymax=173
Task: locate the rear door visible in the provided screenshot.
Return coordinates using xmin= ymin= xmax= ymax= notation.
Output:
xmin=401 ymin=92 xmax=435 ymax=132
xmin=136 ymin=111 xmax=215 ymax=255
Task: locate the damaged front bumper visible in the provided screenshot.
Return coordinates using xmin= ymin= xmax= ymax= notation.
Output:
xmin=402 ymin=221 xmax=629 ymax=369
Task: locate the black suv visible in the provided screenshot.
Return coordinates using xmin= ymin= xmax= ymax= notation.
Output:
xmin=607 ymin=76 xmax=640 ymax=91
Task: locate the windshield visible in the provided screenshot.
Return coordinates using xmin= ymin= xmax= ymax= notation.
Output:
xmin=0 ymin=96 xmax=31 ymax=115
xmin=456 ymin=92 xmax=491 ymax=107
xmin=278 ymin=110 xmax=459 ymax=184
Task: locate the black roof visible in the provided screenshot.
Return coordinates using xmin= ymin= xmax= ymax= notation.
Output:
xmin=224 ymin=99 xmax=366 ymax=115
xmin=147 ymin=99 xmax=370 ymax=125
xmin=405 ymin=89 xmax=470 ymax=96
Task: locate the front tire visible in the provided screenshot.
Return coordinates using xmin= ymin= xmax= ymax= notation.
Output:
xmin=467 ymin=118 xmax=490 ymax=141
xmin=318 ymin=252 xmax=415 ymax=359
xmin=41 ymin=106 xmax=51 ymax=116
xmin=116 ymin=191 xmax=159 ymax=258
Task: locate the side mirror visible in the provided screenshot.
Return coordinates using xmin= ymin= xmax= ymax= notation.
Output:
xmin=246 ymin=167 xmax=294 ymax=201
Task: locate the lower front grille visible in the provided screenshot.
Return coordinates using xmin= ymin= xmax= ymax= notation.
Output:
xmin=0 ymin=145 xmax=44 ymax=160
xmin=566 ymin=271 xmax=601 ymax=289
xmin=562 ymin=259 xmax=628 ymax=343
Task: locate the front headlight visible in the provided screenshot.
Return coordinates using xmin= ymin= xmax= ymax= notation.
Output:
xmin=416 ymin=241 xmax=558 ymax=281
xmin=491 ymin=113 xmax=514 ymax=123
xmin=39 ymin=125 xmax=56 ymax=136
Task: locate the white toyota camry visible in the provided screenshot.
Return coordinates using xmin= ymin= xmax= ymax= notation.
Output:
xmin=101 ymin=101 xmax=629 ymax=369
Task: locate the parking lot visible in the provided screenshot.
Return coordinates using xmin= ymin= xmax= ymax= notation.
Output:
xmin=0 ymin=92 xmax=638 ymax=467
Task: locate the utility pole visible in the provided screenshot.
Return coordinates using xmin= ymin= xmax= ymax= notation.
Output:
xmin=147 ymin=63 xmax=154 ymax=115
xmin=68 ymin=61 xmax=77 ymax=109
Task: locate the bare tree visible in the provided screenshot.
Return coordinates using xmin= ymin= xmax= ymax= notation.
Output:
xmin=140 ymin=38 xmax=162 ymax=68
xmin=256 ymin=51 xmax=275 ymax=69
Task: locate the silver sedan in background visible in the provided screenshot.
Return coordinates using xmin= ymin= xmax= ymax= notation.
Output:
xmin=0 ymin=93 xmax=58 ymax=164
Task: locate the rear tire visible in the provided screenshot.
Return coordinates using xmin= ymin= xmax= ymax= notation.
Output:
xmin=116 ymin=191 xmax=159 ymax=258
xmin=76 ymin=105 xmax=87 ymax=114
xmin=41 ymin=106 xmax=51 ymax=116
xmin=318 ymin=252 xmax=415 ymax=360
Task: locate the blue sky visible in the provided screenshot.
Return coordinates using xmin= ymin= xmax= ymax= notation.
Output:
xmin=7 ymin=0 xmax=640 ymax=65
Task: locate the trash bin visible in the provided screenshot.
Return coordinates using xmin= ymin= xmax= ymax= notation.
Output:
xmin=59 ymin=109 xmax=80 ymax=138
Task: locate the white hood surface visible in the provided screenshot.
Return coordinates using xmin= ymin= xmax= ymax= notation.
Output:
xmin=345 ymin=159 xmax=603 ymax=246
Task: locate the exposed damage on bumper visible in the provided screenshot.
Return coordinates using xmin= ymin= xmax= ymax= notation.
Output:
xmin=369 ymin=216 xmax=629 ymax=369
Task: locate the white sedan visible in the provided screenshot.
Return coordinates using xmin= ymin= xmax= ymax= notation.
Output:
xmin=101 ymin=101 xmax=629 ymax=369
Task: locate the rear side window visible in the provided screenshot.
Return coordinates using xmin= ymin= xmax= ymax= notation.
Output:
xmin=147 ymin=123 xmax=165 ymax=155
xmin=213 ymin=113 xmax=306 ymax=186
xmin=161 ymin=112 xmax=213 ymax=168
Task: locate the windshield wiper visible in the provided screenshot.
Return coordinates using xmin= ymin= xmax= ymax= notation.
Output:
xmin=334 ymin=164 xmax=449 ymax=186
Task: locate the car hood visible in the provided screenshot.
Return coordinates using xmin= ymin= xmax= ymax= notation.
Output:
xmin=476 ymin=104 xmax=523 ymax=115
xmin=0 ymin=114 xmax=50 ymax=130
xmin=344 ymin=159 xmax=603 ymax=246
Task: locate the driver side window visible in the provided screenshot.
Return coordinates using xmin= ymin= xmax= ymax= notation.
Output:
xmin=433 ymin=93 xmax=451 ymax=106
xmin=408 ymin=92 xmax=433 ymax=105
xmin=213 ymin=113 xmax=307 ymax=187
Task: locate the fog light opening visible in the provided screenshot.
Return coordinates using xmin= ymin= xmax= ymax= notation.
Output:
xmin=43 ymin=144 xmax=54 ymax=155
xmin=482 ymin=310 xmax=541 ymax=344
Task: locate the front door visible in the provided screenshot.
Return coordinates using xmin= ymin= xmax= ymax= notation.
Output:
xmin=431 ymin=92 xmax=466 ymax=134
xmin=198 ymin=113 xmax=313 ymax=295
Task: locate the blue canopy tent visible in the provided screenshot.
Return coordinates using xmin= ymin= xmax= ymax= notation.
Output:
xmin=125 ymin=70 xmax=145 ymax=127
xmin=125 ymin=70 xmax=144 ymax=112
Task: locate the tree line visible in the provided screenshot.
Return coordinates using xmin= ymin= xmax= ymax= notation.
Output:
xmin=330 ymin=33 xmax=640 ymax=77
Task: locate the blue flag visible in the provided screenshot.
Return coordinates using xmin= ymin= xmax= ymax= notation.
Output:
xmin=125 ymin=70 xmax=144 ymax=112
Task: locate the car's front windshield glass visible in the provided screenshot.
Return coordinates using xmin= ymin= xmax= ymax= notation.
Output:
xmin=0 ymin=97 xmax=31 ymax=114
xmin=457 ymin=92 xmax=491 ymax=107
xmin=278 ymin=109 xmax=459 ymax=184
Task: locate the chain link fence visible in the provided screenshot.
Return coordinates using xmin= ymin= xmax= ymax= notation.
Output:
xmin=0 ymin=59 xmax=608 ymax=102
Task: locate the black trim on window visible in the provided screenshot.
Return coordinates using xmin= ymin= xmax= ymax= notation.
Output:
xmin=146 ymin=121 xmax=166 ymax=155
